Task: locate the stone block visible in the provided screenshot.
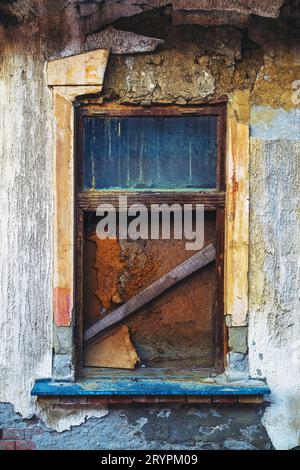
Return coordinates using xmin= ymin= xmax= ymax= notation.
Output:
xmin=47 ymin=49 xmax=109 ymax=86
xmin=52 ymin=354 xmax=74 ymax=381
xmin=85 ymin=27 xmax=164 ymax=55
xmin=228 ymin=326 xmax=248 ymax=353
xmin=53 ymin=326 xmax=73 ymax=354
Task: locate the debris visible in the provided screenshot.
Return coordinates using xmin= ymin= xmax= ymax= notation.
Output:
xmin=84 ymin=243 xmax=216 ymax=343
xmin=89 ymin=234 xmax=125 ymax=310
xmin=84 ymin=325 xmax=140 ymax=369
xmin=85 ymin=27 xmax=164 ymax=55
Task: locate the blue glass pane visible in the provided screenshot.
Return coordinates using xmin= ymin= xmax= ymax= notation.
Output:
xmin=83 ymin=115 xmax=217 ymax=190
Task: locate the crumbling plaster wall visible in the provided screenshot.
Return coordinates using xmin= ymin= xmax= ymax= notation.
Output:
xmin=0 ymin=24 xmax=53 ymax=418
xmin=0 ymin=2 xmax=299 ymax=449
xmin=247 ymin=23 xmax=300 ymax=450
xmin=249 ymin=112 xmax=300 ymax=449
xmin=0 ymin=402 xmax=272 ymax=450
xmin=249 ymin=135 xmax=300 ymax=450
xmin=0 ymin=14 xmax=110 ymax=429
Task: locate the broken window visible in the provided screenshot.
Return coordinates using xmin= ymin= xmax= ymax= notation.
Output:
xmin=75 ymin=104 xmax=226 ymax=377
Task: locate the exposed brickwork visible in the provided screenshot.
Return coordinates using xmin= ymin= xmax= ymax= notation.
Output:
xmin=38 ymin=397 xmax=61 ymax=405
xmin=25 ymin=427 xmax=45 ymax=439
xmin=186 ymin=396 xmax=212 ymax=404
xmin=2 ymin=428 xmax=25 ymax=440
xmin=108 ymin=397 xmax=136 ymax=405
xmin=85 ymin=397 xmax=109 ymax=405
xmin=212 ymin=396 xmax=238 ymax=404
xmin=238 ymin=395 xmax=264 ymax=404
xmin=37 ymin=395 xmax=265 ymax=406
xmin=60 ymin=397 xmax=87 ymax=405
xmin=15 ymin=440 xmax=36 ymax=450
xmin=0 ymin=428 xmax=35 ymax=450
xmin=0 ymin=440 xmax=16 ymax=450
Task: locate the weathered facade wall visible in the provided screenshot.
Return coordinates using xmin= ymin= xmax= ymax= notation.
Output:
xmin=0 ymin=25 xmax=53 ymax=417
xmin=0 ymin=2 xmax=299 ymax=449
xmin=249 ymin=125 xmax=300 ymax=449
xmin=0 ymin=402 xmax=272 ymax=450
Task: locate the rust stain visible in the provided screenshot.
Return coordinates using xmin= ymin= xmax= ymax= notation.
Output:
xmin=53 ymin=287 xmax=72 ymax=326
xmin=53 ymin=90 xmax=73 ymax=288
xmin=230 ymin=168 xmax=239 ymax=221
xmin=225 ymin=90 xmax=249 ymax=326
xmin=231 ymin=169 xmax=239 ymax=193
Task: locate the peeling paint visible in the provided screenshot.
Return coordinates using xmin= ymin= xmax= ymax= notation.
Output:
xmin=0 ymin=27 xmax=53 ymax=419
xmin=225 ymin=90 xmax=250 ymax=327
xmin=252 ymin=61 xmax=300 ymax=111
xmin=250 ymin=106 xmax=300 ymax=140
xmin=53 ymin=287 xmax=72 ymax=326
xmin=249 ymin=137 xmax=300 ymax=449
xmin=38 ymin=404 xmax=109 ymax=433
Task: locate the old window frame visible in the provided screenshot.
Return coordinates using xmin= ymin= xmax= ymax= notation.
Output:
xmin=75 ymin=103 xmax=227 ymax=376
xmin=31 ymin=51 xmax=256 ymax=397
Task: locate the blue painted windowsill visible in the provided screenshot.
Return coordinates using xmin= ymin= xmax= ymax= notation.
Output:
xmin=31 ymin=370 xmax=270 ymax=397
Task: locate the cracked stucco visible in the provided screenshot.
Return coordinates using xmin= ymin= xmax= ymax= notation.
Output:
xmin=0 ymin=30 xmax=53 ymax=418
xmin=0 ymin=4 xmax=300 ymax=447
xmin=248 ymin=136 xmax=300 ymax=449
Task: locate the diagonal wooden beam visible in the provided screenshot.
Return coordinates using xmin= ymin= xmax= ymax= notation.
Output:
xmin=84 ymin=243 xmax=216 ymax=344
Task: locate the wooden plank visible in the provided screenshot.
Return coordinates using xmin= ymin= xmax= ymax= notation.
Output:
xmin=76 ymin=191 xmax=226 ymax=211
xmin=214 ymin=208 xmax=225 ymax=372
xmin=84 ymin=243 xmax=216 ymax=344
xmin=79 ymin=103 xmax=227 ymax=117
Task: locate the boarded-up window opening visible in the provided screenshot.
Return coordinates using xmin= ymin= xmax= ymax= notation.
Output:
xmin=75 ymin=104 xmax=226 ymax=376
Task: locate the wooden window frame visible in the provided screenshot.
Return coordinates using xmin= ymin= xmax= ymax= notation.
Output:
xmin=75 ymin=103 xmax=227 ymax=376
xmin=45 ymin=50 xmax=250 ymax=388
xmin=32 ymin=73 xmax=268 ymax=398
